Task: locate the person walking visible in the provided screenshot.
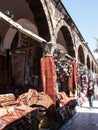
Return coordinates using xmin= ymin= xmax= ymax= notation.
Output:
xmin=87 ymin=79 xmax=95 ymax=109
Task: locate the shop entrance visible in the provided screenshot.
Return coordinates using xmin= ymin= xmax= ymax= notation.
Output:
xmin=0 ymin=32 xmax=43 ymax=96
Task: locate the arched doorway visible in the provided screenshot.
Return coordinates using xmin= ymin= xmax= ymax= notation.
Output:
xmin=92 ymin=61 xmax=94 ymax=72
xmin=56 ymin=26 xmax=75 ymax=57
xmin=87 ymin=55 xmax=90 ymax=70
xmin=3 ymin=18 xmax=44 ymax=91
xmin=0 ymin=29 xmax=43 ymax=94
xmin=78 ymin=45 xmax=85 ymax=65
xmin=26 ymin=0 xmax=50 ymax=41
xmin=0 ymin=0 xmax=51 ymax=94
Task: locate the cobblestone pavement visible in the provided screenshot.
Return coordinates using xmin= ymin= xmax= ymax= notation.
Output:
xmin=59 ymin=94 xmax=98 ymax=130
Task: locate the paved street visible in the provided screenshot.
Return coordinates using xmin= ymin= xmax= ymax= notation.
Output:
xmin=40 ymin=88 xmax=98 ymax=130
xmin=40 ymin=97 xmax=98 ymax=130
xmin=59 ymin=94 xmax=98 ymax=130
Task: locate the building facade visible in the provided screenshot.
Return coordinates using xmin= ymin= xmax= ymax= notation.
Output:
xmin=0 ymin=0 xmax=98 ymax=91
xmin=0 ymin=0 xmax=98 ymax=129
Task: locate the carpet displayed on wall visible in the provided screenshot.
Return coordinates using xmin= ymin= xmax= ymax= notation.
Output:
xmin=68 ymin=62 xmax=73 ymax=91
xmin=41 ymin=56 xmax=57 ymax=102
xmin=68 ymin=61 xmax=77 ymax=96
xmin=72 ymin=61 xmax=77 ymax=90
xmin=11 ymin=53 xmax=25 ymax=86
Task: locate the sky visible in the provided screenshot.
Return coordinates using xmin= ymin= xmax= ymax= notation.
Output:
xmin=61 ymin=0 xmax=98 ymax=59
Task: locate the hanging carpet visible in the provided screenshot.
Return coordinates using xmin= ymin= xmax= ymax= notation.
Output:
xmin=40 ymin=56 xmax=57 ymax=102
xmin=11 ymin=53 xmax=25 ymax=86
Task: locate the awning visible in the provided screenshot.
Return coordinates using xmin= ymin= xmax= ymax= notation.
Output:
xmin=0 ymin=11 xmax=47 ymax=44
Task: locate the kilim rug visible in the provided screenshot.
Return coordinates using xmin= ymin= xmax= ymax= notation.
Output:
xmin=41 ymin=56 xmax=57 ymax=102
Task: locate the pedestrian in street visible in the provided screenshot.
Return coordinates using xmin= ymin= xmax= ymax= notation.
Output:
xmin=87 ymin=79 xmax=95 ymax=109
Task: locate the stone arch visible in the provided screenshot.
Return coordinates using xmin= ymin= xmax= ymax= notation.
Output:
xmin=92 ymin=61 xmax=94 ymax=72
xmin=87 ymin=55 xmax=90 ymax=70
xmin=56 ymin=25 xmax=75 ymax=57
xmin=94 ymin=63 xmax=97 ymax=73
xmin=0 ymin=18 xmax=43 ymax=91
xmin=78 ymin=45 xmax=85 ymax=65
xmin=2 ymin=18 xmax=40 ymax=51
xmin=26 ymin=0 xmax=51 ymax=41
xmin=1 ymin=0 xmax=51 ymax=51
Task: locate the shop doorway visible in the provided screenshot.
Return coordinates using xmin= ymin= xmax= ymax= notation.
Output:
xmin=0 ymin=32 xmax=43 ymax=96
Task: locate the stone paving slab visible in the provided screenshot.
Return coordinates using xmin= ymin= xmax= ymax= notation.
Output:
xmin=40 ymin=91 xmax=98 ymax=130
xmin=59 ymin=97 xmax=98 ymax=130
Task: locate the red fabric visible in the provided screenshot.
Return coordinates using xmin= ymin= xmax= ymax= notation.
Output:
xmin=68 ymin=63 xmax=73 ymax=90
xmin=58 ymin=92 xmax=70 ymax=105
xmin=36 ymin=92 xmax=54 ymax=108
xmin=72 ymin=61 xmax=77 ymax=90
xmin=57 ymin=92 xmax=76 ymax=107
xmin=68 ymin=61 xmax=77 ymax=91
xmin=17 ymin=93 xmax=27 ymax=105
xmin=17 ymin=89 xmax=54 ymax=109
xmin=0 ymin=104 xmax=37 ymax=129
xmin=27 ymin=89 xmax=38 ymax=106
xmin=41 ymin=56 xmax=57 ymax=102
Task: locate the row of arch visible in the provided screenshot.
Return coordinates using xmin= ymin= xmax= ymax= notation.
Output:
xmin=0 ymin=0 xmax=97 ymax=73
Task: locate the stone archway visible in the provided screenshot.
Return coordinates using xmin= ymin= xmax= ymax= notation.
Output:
xmin=0 ymin=0 xmax=51 ymax=51
xmin=26 ymin=0 xmax=51 ymax=41
xmin=56 ymin=26 xmax=75 ymax=57
xmin=92 ymin=61 xmax=94 ymax=72
xmin=78 ymin=45 xmax=85 ymax=65
xmin=2 ymin=18 xmax=39 ymax=51
xmin=87 ymin=55 xmax=90 ymax=70
xmin=0 ymin=18 xmax=44 ymax=91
